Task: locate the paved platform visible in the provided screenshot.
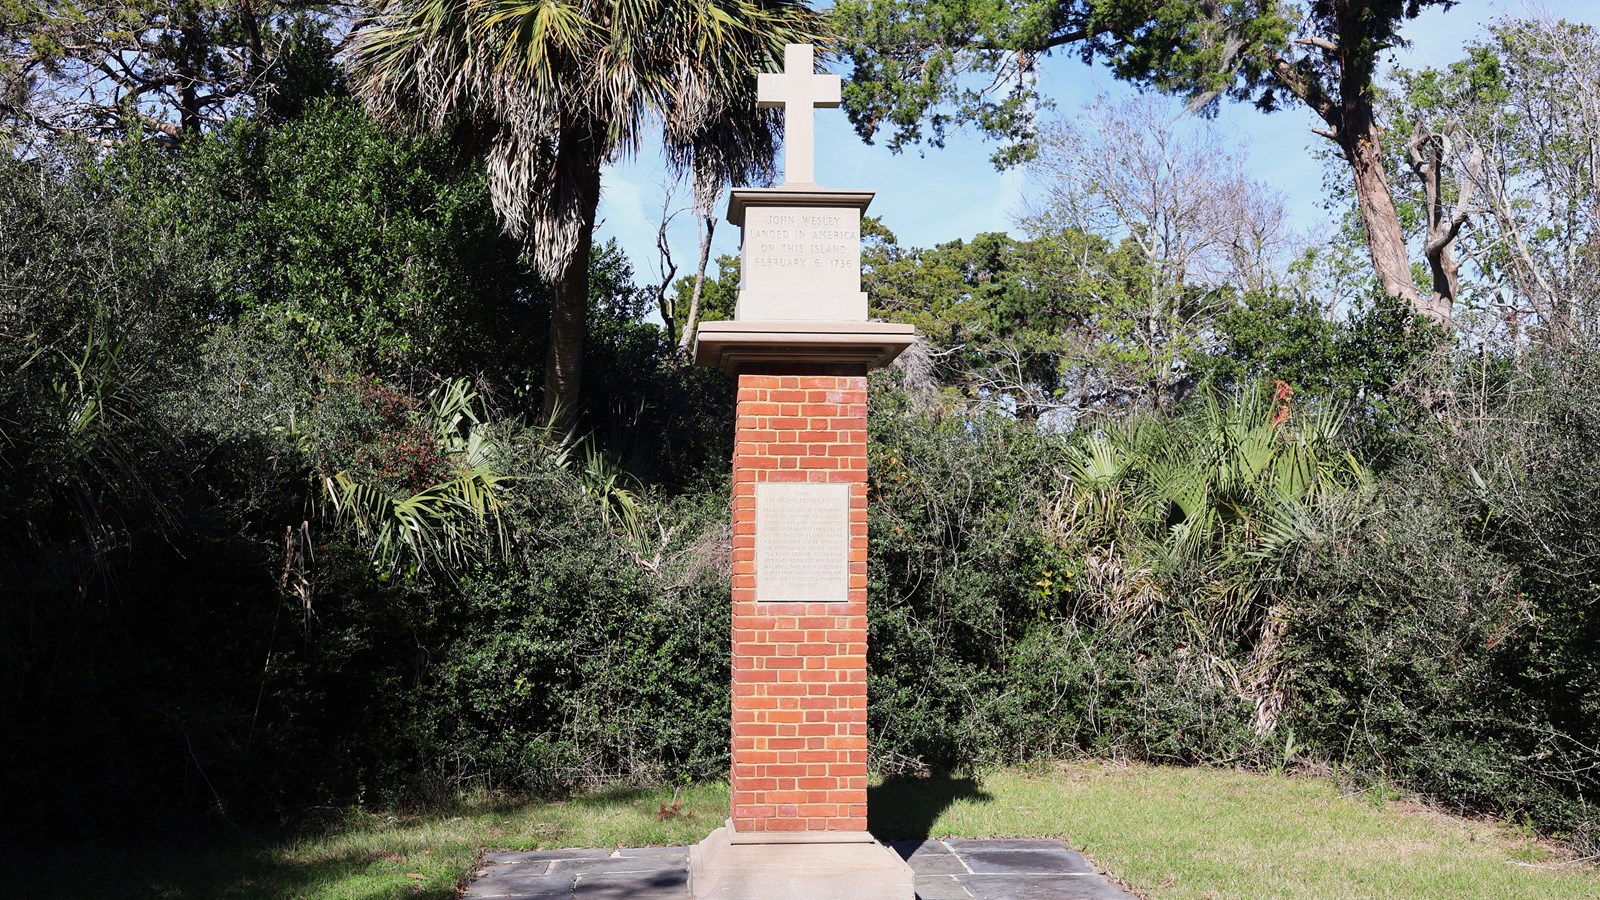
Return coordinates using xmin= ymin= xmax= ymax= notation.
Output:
xmin=466 ymin=838 xmax=1133 ymax=899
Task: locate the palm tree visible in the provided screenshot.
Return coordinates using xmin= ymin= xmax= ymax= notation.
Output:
xmin=349 ymin=0 xmax=822 ymax=423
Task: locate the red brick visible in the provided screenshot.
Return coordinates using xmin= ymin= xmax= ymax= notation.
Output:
xmin=730 ymin=371 xmax=871 ymax=834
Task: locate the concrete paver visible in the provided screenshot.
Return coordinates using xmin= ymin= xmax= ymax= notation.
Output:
xmin=549 ymin=854 xmax=688 ymax=875
xmin=898 ymin=839 xmax=1133 ymax=900
xmin=466 ymin=838 xmax=1134 ymax=899
xmin=466 ymin=870 xmax=580 ymax=898
xmin=485 ymin=848 xmax=609 ymax=864
xmin=957 ymin=847 xmax=1097 ymax=875
xmin=575 ymin=869 xmax=690 ymax=898
xmin=615 ymin=845 xmax=691 ymax=858
xmin=889 ymin=839 xmax=969 ymax=875
xmin=954 ymin=873 xmax=1131 ymax=900
xmin=913 ymin=874 xmax=980 ymax=899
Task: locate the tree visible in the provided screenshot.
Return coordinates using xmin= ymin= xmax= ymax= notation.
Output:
xmin=1029 ymin=97 xmax=1295 ymax=298
xmin=0 ymin=0 xmax=334 ymax=150
xmin=865 ymin=219 xmax=1211 ymax=419
xmin=831 ymin=0 xmax=1460 ymax=325
xmin=664 ymin=252 xmax=740 ymax=342
xmin=649 ymin=183 xmax=730 ymax=354
xmin=861 ymin=220 xmax=1101 ymax=417
xmin=176 ymin=98 xmax=540 ymax=374
xmin=348 ymin=0 xmax=822 ymax=423
xmin=858 ymin=98 xmax=1296 ymax=419
xmin=1024 ymin=95 xmax=1295 ymax=410
xmin=1388 ymin=15 xmax=1600 ymax=345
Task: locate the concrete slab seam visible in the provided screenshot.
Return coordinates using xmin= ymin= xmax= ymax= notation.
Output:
xmin=947 ymin=840 xmax=977 ymax=875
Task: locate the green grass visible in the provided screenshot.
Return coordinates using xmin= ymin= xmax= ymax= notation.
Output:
xmin=872 ymin=762 xmax=1600 ymax=900
xmin=7 ymin=765 xmax=1599 ymax=899
xmin=2 ymin=783 xmax=729 ymax=899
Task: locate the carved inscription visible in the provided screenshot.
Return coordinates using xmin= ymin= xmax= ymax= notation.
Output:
xmin=754 ymin=482 xmax=849 ymax=602
xmin=741 ymin=206 xmax=862 ymax=294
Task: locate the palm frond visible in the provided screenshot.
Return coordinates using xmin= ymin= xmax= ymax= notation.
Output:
xmin=324 ymin=378 xmax=512 ymax=579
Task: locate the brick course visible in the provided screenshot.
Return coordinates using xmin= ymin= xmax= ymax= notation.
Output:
xmin=730 ymin=365 xmax=869 ymax=833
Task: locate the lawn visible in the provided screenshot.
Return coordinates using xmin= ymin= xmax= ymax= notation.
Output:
xmin=871 ymin=762 xmax=1600 ymax=900
xmin=7 ymin=764 xmax=1598 ymax=899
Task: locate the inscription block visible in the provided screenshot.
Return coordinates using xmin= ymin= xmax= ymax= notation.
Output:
xmin=739 ymin=205 xmax=867 ymax=322
xmin=742 ymin=206 xmax=861 ymax=292
xmin=754 ymin=482 xmax=850 ymax=602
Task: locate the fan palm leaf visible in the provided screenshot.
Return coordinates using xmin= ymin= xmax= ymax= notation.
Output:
xmin=1057 ymin=385 xmax=1371 ymax=735
xmin=1063 ymin=384 xmax=1368 ymax=590
xmin=325 ymin=378 xmax=512 ymax=578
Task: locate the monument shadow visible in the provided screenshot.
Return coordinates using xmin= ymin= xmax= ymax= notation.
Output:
xmin=867 ymin=770 xmax=994 ymax=841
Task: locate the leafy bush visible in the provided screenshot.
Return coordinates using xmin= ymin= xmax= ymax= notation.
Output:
xmin=415 ymin=486 xmax=734 ymax=795
xmin=865 ymin=379 xmax=1289 ymax=773
xmin=1207 ymin=291 xmax=1443 ymax=465
xmin=177 ymin=98 xmax=543 ymax=375
xmin=0 ymin=105 xmax=734 ymax=838
xmin=865 ymin=380 xmax=1074 ymax=770
xmin=1284 ymin=347 xmax=1600 ymax=850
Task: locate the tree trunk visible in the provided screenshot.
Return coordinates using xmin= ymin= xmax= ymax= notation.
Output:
xmin=678 ymin=215 xmax=716 ymax=354
xmin=654 ymin=206 xmax=679 ymax=349
xmin=178 ymin=14 xmax=204 ymax=137
xmin=1409 ymin=125 xmax=1472 ymax=328
xmin=539 ymin=127 xmax=604 ymax=428
xmin=1341 ymin=114 xmax=1430 ymax=318
xmin=1424 ymin=218 xmax=1461 ymax=325
xmin=1268 ymin=14 xmax=1443 ymax=328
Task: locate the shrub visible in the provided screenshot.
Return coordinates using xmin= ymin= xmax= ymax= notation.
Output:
xmin=865 ymin=378 xmax=1072 ymax=770
xmin=1284 ymin=346 xmax=1600 ymax=850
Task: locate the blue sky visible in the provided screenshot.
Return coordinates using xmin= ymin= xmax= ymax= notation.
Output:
xmin=596 ymin=1 xmax=1598 ymax=292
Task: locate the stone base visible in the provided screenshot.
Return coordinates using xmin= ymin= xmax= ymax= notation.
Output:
xmin=689 ymin=821 xmax=915 ymax=899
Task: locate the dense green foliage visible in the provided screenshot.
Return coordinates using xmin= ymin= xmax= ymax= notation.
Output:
xmin=1285 ymin=351 xmax=1600 ymax=842
xmin=4 ymin=9 xmax=1600 ymax=868
xmin=829 ymin=0 xmax=1450 ymax=161
xmin=185 ymin=103 xmax=539 ymax=372
xmin=0 ymin=98 xmax=733 ymax=837
xmin=862 ymin=346 xmax=1600 ymax=850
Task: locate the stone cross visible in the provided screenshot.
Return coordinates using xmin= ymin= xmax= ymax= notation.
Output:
xmin=758 ymin=44 xmax=841 ymax=185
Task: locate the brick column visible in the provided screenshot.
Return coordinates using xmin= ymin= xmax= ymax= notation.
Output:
xmin=729 ymin=364 xmax=869 ymax=834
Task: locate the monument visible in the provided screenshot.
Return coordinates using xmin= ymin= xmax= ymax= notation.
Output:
xmin=687 ymin=44 xmax=917 ymax=899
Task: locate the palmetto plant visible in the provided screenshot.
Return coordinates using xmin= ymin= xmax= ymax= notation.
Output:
xmin=524 ymin=402 xmax=647 ymax=545
xmin=1059 ymin=384 xmax=1368 ymax=734
xmin=325 ymin=378 xmax=511 ymax=578
xmin=1147 ymin=387 xmax=1365 ymax=570
xmin=578 ymin=441 xmax=646 ymax=543
xmin=5 ymin=304 xmax=174 ymax=592
xmin=348 ymin=0 xmax=823 ymax=421
xmin=1064 ymin=384 xmax=1365 ymax=575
